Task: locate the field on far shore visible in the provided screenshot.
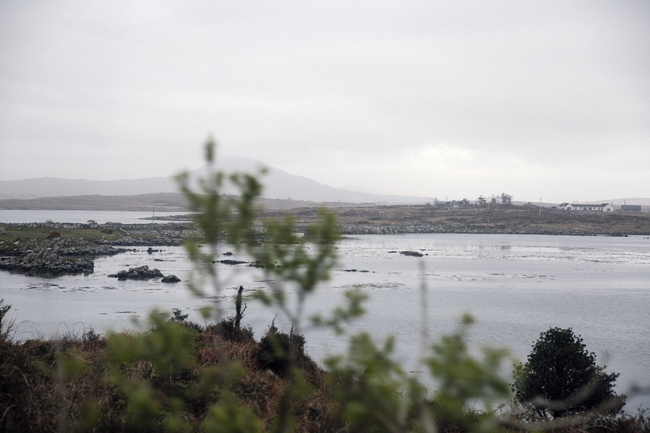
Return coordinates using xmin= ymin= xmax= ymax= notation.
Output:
xmin=304 ymin=204 xmax=650 ymax=231
xmin=270 ymin=204 xmax=650 ymax=236
xmin=2 ymin=192 xmax=650 ymax=236
xmin=3 ymin=203 xmax=650 ymax=247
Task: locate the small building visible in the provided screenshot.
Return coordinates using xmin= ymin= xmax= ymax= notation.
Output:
xmin=560 ymin=203 xmax=614 ymax=212
xmin=435 ymin=199 xmax=471 ymax=208
xmin=620 ymin=205 xmax=642 ymax=213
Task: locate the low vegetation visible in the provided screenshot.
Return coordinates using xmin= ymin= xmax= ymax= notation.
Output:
xmin=0 ymin=305 xmax=327 ymax=432
xmin=1 ymin=299 xmax=647 ymax=432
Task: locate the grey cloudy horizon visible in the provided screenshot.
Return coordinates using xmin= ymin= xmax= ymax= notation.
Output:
xmin=1 ymin=1 xmax=648 ymax=203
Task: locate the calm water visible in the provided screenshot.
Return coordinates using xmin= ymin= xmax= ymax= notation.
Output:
xmin=0 ymin=209 xmax=190 ymax=224
xmin=0 ymin=219 xmax=648 ymax=410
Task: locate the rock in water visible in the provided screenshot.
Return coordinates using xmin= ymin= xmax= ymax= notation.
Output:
xmin=161 ymin=274 xmax=181 ymax=283
xmin=399 ymin=250 xmax=424 ymax=257
xmin=109 ymin=265 xmax=164 ymax=280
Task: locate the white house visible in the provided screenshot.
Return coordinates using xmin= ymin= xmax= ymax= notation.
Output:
xmin=560 ymin=203 xmax=614 ymax=212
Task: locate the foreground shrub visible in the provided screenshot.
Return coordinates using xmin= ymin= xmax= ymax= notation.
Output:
xmin=259 ymin=323 xmax=306 ymax=377
xmin=512 ymin=327 xmax=625 ymax=418
xmin=0 ymin=298 xmax=14 ymax=341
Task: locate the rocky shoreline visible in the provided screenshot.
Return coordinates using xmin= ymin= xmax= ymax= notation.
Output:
xmin=4 ymin=207 xmax=649 ymax=247
xmin=1 ymin=214 xmax=647 ymax=277
xmin=337 ymin=224 xmax=640 ymax=236
xmin=0 ymin=237 xmax=128 ymax=276
xmin=2 ymin=221 xmax=200 ymax=246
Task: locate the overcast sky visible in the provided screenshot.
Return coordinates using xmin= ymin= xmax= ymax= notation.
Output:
xmin=1 ymin=1 xmax=648 ymax=202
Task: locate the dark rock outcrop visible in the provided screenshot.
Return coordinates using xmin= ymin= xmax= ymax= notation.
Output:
xmin=0 ymin=252 xmax=93 ymax=276
xmin=161 ymin=274 xmax=181 ymax=283
xmin=109 ymin=265 xmax=164 ymax=280
xmin=400 ymin=251 xmax=423 ymax=257
xmin=218 ymin=259 xmax=248 ymax=266
xmin=0 ymin=237 xmax=126 ymax=276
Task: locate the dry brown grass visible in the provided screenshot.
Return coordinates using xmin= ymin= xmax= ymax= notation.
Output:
xmin=1 ymin=328 xmax=647 ymax=433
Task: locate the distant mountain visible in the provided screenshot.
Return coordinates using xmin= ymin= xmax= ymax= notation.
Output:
xmin=337 ymin=185 xmax=392 ymax=195
xmin=215 ymin=157 xmax=432 ymax=204
xmin=0 ymin=156 xmax=433 ymax=205
xmin=0 ymin=176 xmax=176 ymax=200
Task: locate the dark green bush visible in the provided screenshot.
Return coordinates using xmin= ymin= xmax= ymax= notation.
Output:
xmin=512 ymin=327 xmax=625 ymax=418
xmin=259 ymin=323 xmax=306 ymax=377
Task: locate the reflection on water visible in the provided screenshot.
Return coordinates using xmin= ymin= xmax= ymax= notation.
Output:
xmin=1 ymin=233 xmax=648 ymax=409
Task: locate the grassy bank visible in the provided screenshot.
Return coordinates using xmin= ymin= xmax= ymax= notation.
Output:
xmin=0 ymin=225 xmax=126 ymax=248
xmin=0 ymin=223 xmax=189 ymax=253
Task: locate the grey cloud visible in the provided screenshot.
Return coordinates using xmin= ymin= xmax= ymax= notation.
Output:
xmin=1 ymin=0 xmax=648 ymax=202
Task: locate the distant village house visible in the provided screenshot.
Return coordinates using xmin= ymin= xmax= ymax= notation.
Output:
xmin=559 ymin=203 xmax=614 ymax=212
xmin=434 ymin=198 xmax=471 ymax=208
xmin=620 ymin=205 xmax=642 ymax=213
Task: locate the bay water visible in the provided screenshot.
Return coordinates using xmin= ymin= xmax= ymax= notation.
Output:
xmin=1 ymin=210 xmax=648 ymax=410
xmin=0 ymin=209 xmax=188 ymax=224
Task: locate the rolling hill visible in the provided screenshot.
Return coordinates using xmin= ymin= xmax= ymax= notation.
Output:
xmin=0 ymin=157 xmax=433 ymax=205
